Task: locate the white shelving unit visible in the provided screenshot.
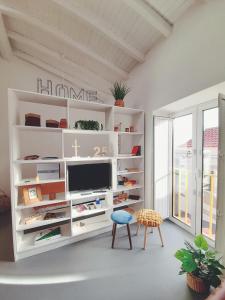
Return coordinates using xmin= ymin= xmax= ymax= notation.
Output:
xmin=8 ymin=89 xmax=145 ymax=260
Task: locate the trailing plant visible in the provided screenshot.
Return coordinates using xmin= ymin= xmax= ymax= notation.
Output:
xmin=74 ymin=120 xmax=103 ymax=131
xmin=175 ymin=234 xmax=225 ymax=288
xmin=110 ymin=81 xmax=130 ymax=100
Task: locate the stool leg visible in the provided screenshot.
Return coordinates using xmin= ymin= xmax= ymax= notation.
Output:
xmin=136 ymin=223 xmax=141 ymax=236
xmin=144 ymin=226 xmax=148 ymax=250
xmin=112 ymin=223 xmax=117 ymax=248
xmin=158 ymin=226 xmax=164 ymax=247
xmin=127 ymin=224 xmax=132 ymax=250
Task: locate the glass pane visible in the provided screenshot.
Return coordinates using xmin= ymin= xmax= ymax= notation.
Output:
xmin=201 ymin=108 xmax=218 ymax=241
xmin=173 ymin=114 xmax=192 ymax=226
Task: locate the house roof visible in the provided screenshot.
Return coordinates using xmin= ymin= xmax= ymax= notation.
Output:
xmin=180 ymin=127 xmax=218 ymax=148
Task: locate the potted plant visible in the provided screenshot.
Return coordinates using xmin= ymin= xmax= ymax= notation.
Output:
xmin=110 ymin=81 xmax=130 ymax=107
xmin=175 ymin=235 xmax=225 ymax=293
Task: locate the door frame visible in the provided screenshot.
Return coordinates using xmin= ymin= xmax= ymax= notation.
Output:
xmin=169 ymin=107 xmax=197 ymax=235
xmin=196 ymin=99 xmax=218 ymax=247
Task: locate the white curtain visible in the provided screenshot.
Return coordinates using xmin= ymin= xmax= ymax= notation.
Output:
xmin=153 ymin=117 xmax=172 ymax=219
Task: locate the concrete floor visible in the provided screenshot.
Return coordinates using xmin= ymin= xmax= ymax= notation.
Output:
xmin=0 ymin=213 xmax=207 ymax=300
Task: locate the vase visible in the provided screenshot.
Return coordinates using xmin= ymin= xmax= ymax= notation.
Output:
xmin=115 ymin=99 xmax=124 ymax=107
xmin=186 ymin=273 xmax=209 ymax=293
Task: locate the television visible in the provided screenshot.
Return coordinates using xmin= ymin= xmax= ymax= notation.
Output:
xmin=68 ymin=163 xmax=111 ymax=192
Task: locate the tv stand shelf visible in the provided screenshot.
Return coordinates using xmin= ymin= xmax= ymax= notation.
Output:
xmin=8 ymin=89 xmax=145 ymax=260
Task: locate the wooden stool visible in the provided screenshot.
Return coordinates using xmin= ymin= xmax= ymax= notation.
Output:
xmin=111 ymin=210 xmax=133 ymax=250
xmin=136 ymin=209 xmax=164 ymax=250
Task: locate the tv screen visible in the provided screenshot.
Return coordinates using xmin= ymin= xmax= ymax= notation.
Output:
xmin=68 ymin=163 xmax=111 ymax=192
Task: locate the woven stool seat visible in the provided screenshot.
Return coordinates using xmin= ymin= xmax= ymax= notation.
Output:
xmin=136 ymin=208 xmax=164 ymax=250
xmin=136 ymin=209 xmax=163 ymax=227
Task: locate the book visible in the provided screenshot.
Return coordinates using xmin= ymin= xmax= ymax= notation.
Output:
xmin=34 ymin=227 xmax=61 ymax=244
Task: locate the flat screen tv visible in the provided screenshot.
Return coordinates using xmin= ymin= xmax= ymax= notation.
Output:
xmin=68 ymin=163 xmax=111 ymax=192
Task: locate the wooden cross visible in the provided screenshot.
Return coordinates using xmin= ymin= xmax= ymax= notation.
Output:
xmin=72 ymin=138 xmax=80 ymax=157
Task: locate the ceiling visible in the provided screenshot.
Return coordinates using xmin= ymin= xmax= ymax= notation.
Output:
xmin=0 ymin=0 xmax=194 ymax=100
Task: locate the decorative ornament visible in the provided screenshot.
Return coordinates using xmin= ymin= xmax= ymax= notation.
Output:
xmin=72 ymin=139 xmax=80 ymax=157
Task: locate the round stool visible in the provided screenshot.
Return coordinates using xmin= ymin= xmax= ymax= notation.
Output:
xmin=136 ymin=209 xmax=164 ymax=250
xmin=111 ymin=210 xmax=133 ymax=250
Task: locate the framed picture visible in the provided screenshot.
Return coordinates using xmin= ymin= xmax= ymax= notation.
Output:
xmin=22 ymin=185 xmax=42 ymax=205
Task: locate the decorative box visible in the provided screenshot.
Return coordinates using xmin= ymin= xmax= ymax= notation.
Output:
xmin=59 ymin=118 xmax=67 ymax=128
xmin=46 ymin=119 xmax=59 ymax=128
xmin=37 ymin=163 xmax=60 ymax=180
xmin=25 ymin=113 xmax=41 ymax=127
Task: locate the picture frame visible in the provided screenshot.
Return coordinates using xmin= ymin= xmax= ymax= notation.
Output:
xmin=22 ymin=185 xmax=42 ymax=206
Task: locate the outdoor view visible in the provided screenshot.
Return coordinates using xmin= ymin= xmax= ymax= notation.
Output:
xmin=173 ymin=108 xmax=218 ymax=241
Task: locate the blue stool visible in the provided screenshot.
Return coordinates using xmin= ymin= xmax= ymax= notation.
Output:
xmin=111 ymin=210 xmax=133 ymax=250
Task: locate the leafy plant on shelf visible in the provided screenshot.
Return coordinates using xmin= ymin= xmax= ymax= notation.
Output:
xmin=110 ymin=81 xmax=130 ymax=100
xmin=110 ymin=82 xmax=130 ymax=107
xmin=175 ymin=234 xmax=225 ymax=289
xmin=74 ymin=120 xmax=103 ymax=131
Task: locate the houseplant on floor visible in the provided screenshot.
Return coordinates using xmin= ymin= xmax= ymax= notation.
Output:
xmin=175 ymin=234 xmax=225 ymax=293
xmin=110 ymin=81 xmax=130 ymax=107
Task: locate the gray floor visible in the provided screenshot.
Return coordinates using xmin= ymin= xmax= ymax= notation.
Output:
xmin=0 ymin=213 xmax=207 ymax=300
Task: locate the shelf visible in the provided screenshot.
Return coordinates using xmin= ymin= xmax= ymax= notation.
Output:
xmin=68 ymin=98 xmax=112 ymax=112
xmin=18 ymin=236 xmax=70 ymax=253
xmin=15 ymin=178 xmax=65 ymax=187
xmin=117 ymin=132 xmax=144 ymax=135
xmin=113 ymin=199 xmax=144 ymax=208
xmin=117 ymin=155 xmax=143 ymax=159
xmin=114 ymin=106 xmax=144 ymax=115
xmin=14 ymin=89 xmax=68 ymax=107
xmin=15 ymin=125 xmax=62 ymax=133
xmin=115 ymin=184 xmax=143 ymax=192
xmin=17 ymin=217 xmax=70 ymax=231
xmin=14 ymin=159 xmax=64 ymax=164
xmin=16 ymin=199 xmax=69 ymax=210
xmin=63 ymin=129 xmax=113 ymax=135
xmin=117 ymin=170 xmax=144 ymax=176
xmin=67 ymin=190 xmax=110 ymax=201
xmin=72 ymin=220 xmax=112 ymax=237
xmin=65 ymin=156 xmax=113 ymax=162
xmin=72 ymin=207 xmax=111 ymax=219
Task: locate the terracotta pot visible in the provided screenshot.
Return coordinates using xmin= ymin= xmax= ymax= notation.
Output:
xmin=187 ymin=273 xmax=209 ymax=293
xmin=115 ymin=99 xmax=124 ymax=107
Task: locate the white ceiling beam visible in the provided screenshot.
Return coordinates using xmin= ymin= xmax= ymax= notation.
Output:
xmin=123 ymin=0 xmax=172 ymax=37
xmin=0 ymin=12 xmax=12 ymax=60
xmin=14 ymin=50 xmax=111 ymax=101
xmin=8 ymin=31 xmax=112 ymax=90
xmin=0 ymin=4 xmax=128 ymax=79
xmin=51 ymin=0 xmax=145 ymax=63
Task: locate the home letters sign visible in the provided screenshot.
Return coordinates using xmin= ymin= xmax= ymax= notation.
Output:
xmin=37 ymin=78 xmax=102 ymax=103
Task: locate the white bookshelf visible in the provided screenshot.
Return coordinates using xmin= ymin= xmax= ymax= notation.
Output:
xmin=8 ymin=88 xmax=145 ymax=260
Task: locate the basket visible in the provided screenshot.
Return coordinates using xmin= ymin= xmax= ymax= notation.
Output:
xmin=187 ymin=273 xmax=209 ymax=293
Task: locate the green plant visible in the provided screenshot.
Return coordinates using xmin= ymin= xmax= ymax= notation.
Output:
xmin=175 ymin=235 xmax=225 ymax=288
xmin=110 ymin=82 xmax=130 ymax=100
xmin=74 ymin=120 xmax=103 ymax=131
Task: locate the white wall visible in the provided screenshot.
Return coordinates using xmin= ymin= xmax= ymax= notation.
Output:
xmin=126 ymin=0 xmax=225 ymax=207
xmin=0 ymin=56 xmax=113 ymax=195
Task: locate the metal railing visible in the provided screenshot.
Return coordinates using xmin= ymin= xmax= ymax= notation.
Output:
xmin=173 ymin=168 xmax=216 ymax=239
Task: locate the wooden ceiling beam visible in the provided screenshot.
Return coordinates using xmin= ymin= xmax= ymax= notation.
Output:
xmin=123 ymin=0 xmax=172 ymax=37
xmin=0 ymin=12 xmax=12 ymax=60
xmin=51 ymin=0 xmax=145 ymax=63
xmin=8 ymin=30 xmax=112 ymax=91
xmin=0 ymin=4 xmax=128 ymax=79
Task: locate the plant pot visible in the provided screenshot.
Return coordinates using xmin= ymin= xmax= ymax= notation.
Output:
xmin=187 ymin=273 xmax=209 ymax=293
xmin=114 ymin=99 xmax=124 ymax=107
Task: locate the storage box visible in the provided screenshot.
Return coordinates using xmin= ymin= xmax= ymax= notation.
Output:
xmin=37 ymin=164 xmax=60 ymax=180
